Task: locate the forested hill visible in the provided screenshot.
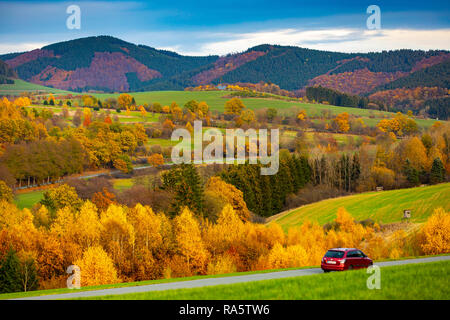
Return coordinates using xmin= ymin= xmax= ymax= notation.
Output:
xmin=370 ymin=60 xmax=450 ymax=93
xmin=1 ymin=35 xmax=449 ymax=93
xmin=0 ymin=59 xmax=17 ymax=84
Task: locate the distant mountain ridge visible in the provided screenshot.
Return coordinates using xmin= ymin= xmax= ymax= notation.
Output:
xmin=1 ymin=35 xmax=449 ymax=93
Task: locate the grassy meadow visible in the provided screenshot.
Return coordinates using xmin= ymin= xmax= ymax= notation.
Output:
xmin=14 ymin=190 xmax=45 ymax=210
xmin=270 ymin=183 xmax=450 ymax=229
xmin=94 ymin=90 xmax=394 ymax=117
xmin=0 ymin=79 xmax=72 ymax=95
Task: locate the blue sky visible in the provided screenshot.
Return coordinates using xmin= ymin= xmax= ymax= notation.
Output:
xmin=0 ymin=0 xmax=449 ymax=55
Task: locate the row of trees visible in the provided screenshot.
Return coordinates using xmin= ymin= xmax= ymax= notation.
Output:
xmin=310 ymin=154 xmax=360 ymax=192
xmin=0 ymin=97 xmax=151 ymax=186
xmin=306 ymin=86 xmax=371 ymax=109
xmin=1 ymin=138 xmax=86 ymax=187
xmin=1 ymin=190 xmax=447 ymax=292
xmin=220 ymin=152 xmax=311 ymax=216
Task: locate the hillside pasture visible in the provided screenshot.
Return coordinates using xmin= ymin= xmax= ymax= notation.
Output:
xmin=0 ymin=79 xmax=72 ymax=95
xmin=270 ymin=183 xmax=450 ymax=229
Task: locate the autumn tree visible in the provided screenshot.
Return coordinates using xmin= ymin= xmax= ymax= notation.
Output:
xmin=147 ymin=153 xmax=164 ymax=168
xmin=83 ymin=108 xmax=91 ymax=127
xmin=240 ymin=109 xmax=255 ymax=125
xmin=113 ymin=155 xmax=133 ymax=174
xmin=267 ymin=108 xmax=278 ymax=123
xmin=370 ymin=166 xmax=395 ymax=189
xmin=16 ymin=252 xmax=39 ymax=292
xmin=100 ymin=204 xmax=135 ymax=274
xmin=40 ymin=184 xmax=82 ymax=214
xmin=151 ymin=102 xmax=162 ymax=113
xmin=203 ymin=204 xmax=245 ymax=256
xmin=333 ymin=112 xmax=350 ymax=133
xmin=0 ymin=181 xmax=13 ymax=203
xmin=118 ymin=93 xmax=133 ymax=110
xmin=74 ymin=246 xmax=120 ymax=286
xmin=197 ymin=101 xmax=209 ymax=118
xmin=419 ymin=207 xmax=450 ymax=255
xmin=92 ymin=188 xmax=117 ymax=212
xmin=225 ymin=98 xmax=245 ymax=116
xmin=394 ymin=137 xmax=429 ymax=173
xmin=205 ymin=177 xmax=249 ymax=221
xmin=173 ymin=207 xmax=209 ymax=274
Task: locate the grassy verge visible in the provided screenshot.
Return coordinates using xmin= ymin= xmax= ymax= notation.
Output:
xmin=1 ymin=254 xmax=447 ymax=300
xmin=0 ymin=265 xmax=318 ymax=300
xmin=84 ymin=260 xmax=450 ymax=300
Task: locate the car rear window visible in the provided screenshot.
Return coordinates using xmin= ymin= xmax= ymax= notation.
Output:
xmin=324 ymin=250 xmax=345 ymax=258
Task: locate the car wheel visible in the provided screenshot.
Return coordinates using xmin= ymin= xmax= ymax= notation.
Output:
xmin=323 ymin=270 xmax=330 ymax=273
xmin=348 ymin=265 xmax=353 ymax=270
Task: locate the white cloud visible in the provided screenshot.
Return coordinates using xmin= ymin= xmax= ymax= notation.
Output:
xmin=307 ymin=29 xmax=450 ymax=53
xmin=170 ymin=28 xmax=450 ymax=56
xmin=0 ymin=43 xmax=48 ymax=55
xmin=1 ymin=28 xmax=449 ymax=57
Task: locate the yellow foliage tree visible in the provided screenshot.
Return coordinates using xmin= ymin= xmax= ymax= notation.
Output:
xmin=420 ymin=207 xmax=450 ymax=255
xmin=224 ymin=98 xmax=245 ymax=115
xmin=74 ymin=246 xmax=120 ymax=286
xmin=128 ymin=204 xmax=162 ymax=252
xmin=173 ymin=207 xmax=209 ymax=273
xmin=100 ymin=204 xmax=135 ymax=267
xmin=207 ymin=253 xmax=236 ymax=275
xmin=72 ymin=201 xmax=102 ymax=250
xmin=117 ymin=93 xmax=133 ymax=109
xmin=205 ymin=177 xmax=250 ymax=221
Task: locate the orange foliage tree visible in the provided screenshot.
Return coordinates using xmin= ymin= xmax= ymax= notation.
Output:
xmin=147 ymin=153 xmax=164 ymax=168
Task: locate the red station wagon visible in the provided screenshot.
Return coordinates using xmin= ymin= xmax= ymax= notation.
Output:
xmin=321 ymin=248 xmax=373 ymax=272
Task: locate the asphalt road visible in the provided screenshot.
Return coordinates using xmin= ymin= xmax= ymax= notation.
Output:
xmin=14 ymin=255 xmax=449 ymax=300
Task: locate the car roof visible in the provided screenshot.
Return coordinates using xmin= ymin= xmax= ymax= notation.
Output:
xmin=328 ymin=248 xmax=357 ymax=252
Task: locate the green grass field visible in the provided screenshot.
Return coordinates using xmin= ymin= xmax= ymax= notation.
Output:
xmin=94 ymin=90 xmax=396 ymax=117
xmin=270 ymin=183 xmax=450 ymax=229
xmin=112 ymin=178 xmax=134 ymax=191
xmin=0 ymin=79 xmax=72 ymax=95
xmin=23 ymin=105 xmax=161 ymax=124
xmin=14 ymin=190 xmax=45 ymax=209
xmin=82 ymin=260 xmax=450 ymax=300
xmin=282 ymin=130 xmax=366 ymax=146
